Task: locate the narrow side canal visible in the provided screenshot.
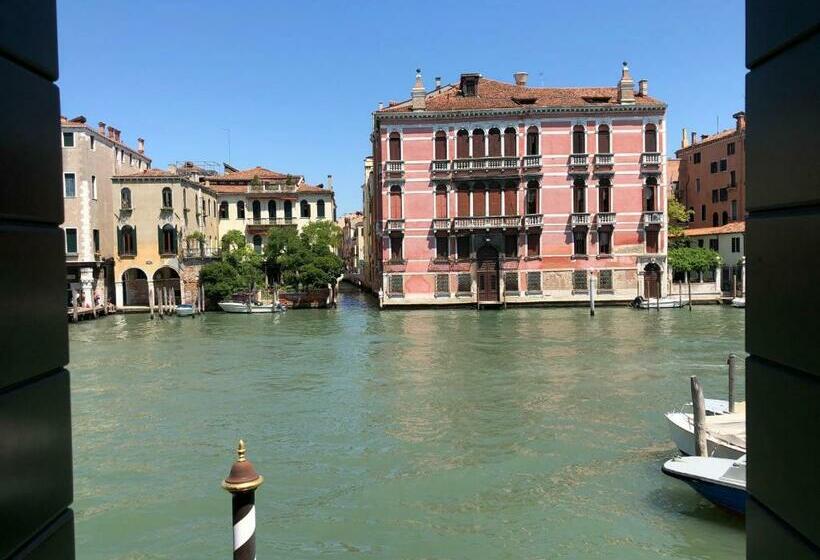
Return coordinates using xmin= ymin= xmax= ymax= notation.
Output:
xmin=70 ymin=289 xmax=745 ymax=559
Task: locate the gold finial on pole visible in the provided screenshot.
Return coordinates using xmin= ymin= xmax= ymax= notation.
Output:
xmin=237 ymin=439 xmax=247 ymax=462
xmin=222 ymin=438 xmax=264 ymax=493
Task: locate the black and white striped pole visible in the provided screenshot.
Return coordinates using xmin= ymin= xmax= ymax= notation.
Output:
xmin=222 ymin=439 xmax=264 ymax=560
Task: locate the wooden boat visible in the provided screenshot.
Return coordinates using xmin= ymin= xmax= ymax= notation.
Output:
xmin=662 ymin=455 xmax=746 ymax=514
xmin=176 ymin=304 xmax=194 ymax=317
xmin=731 ymin=297 xmax=745 ymax=308
xmin=665 ymin=407 xmax=746 ymax=459
xmin=636 ymin=296 xmax=688 ymax=309
xmin=218 ymin=301 xmax=278 ymax=313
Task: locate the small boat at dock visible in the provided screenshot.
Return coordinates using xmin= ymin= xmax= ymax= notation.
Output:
xmin=662 ymin=455 xmax=746 ymax=514
xmin=632 ymin=296 xmax=688 ymax=309
xmin=665 ymin=407 xmax=746 ymax=459
xmin=176 ymin=304 xmax=195 ymax=317
xmin=731 ymin=297 xmax=745 ymax=308
xmin=218 ymin=301 xmax=278 ymax=313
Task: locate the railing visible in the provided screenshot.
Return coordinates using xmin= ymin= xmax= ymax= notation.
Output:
xmin=570 ymin=154 xmax=589 ymax=166
xmin=386 ymin=160 xmax=404 ymax=173
xmin=432 ymin=160 xmax=450 ymax=172
xmin=643 ymin=211 xmax=664 ymax=225
xmin=182 ymin=247 xmax=221 ymax=259
xmin=594 ymin=153 xmax=614 ymax=166
xmin=453 ymin=159 xmax=471 ymax=171
xmin=522 ymin=155 xmax=541 ymax=168
xmin=524 ymin=214 xmax=543 ymax=228
xmin=247 ymin=183 xmax=298 ymax=193
xmin=597 ymin=212 xmax=616 ymax=225
xmin=571 ymin=212 xmax=590 ymax=226
xmin=247 ymin=217 xmax=295 ymax=226
xmin=642 ymin=152 xmax=661 ymax=165
xmin=432 ymin=218 xmax=451 ymax=230
xmin=385 ymin=219 xmax=405 ymax=232
xmin=453 ymin=216 xmax=521 ymax=230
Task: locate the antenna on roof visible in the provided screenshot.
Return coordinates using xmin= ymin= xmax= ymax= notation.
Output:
xmin=716 ymin=115 xmax=720 ymax=133
xmin=539 ymin=71 xmax=544 ymax=87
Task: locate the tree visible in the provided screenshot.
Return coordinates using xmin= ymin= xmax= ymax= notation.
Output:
xmin=264 ymin=221 xmax=343 ymax=290
xmin=668 ymin=197 xmax=690 ymax=247
xmin=668 ymin=246 xmax=722 ymax=310
xmin=201 ymin=230 xmax=265 ymax=303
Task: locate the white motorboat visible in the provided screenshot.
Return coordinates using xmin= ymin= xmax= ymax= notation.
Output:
xmin=176 ymin=304 xmax=194 ymax=317
xmin=218 ymin=301 xmax=276 ymax=314
xmin=731 ymin=297 xmax=745 ymax=308
xmin=666 ymin=408 xmax=746 ymax=459
xmin=636 ymin=296 xmax=688 ymax=309
xmin=663 ymin=455 xmax=746 ymax=514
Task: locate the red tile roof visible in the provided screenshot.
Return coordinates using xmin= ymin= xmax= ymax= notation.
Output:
xmin=206 ymin=166 xmax=298 ymax=182
xmin=112 ymin=168 xmax=177 ymax=179
xmin=683 ymin=222 xmax=746 ymax=236
xmin=378 ymin=77 xmax=664 ymax=114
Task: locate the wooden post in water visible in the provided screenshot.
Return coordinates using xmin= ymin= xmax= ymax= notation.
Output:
xmin=690 ymin=375 xmax=708 ymax=457
xmin=158 ymin=285 xmax=164 ymax=318
xmin=200 ymin=284 xmax=205 ymax=314
xmin=222 ymin=440 xmax=264 ymax=560
xmin=72 ymin=291 xmax=78 ymax=323
xmin=727 ymin=353 xmax=737 ymax=413
xmin=149 ymin=286 xmax=154 ymax=319
xmin=589 ymin=273 xmax=595 ymax=317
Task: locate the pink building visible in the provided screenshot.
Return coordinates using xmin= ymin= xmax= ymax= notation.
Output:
xmin=367 ymin=64 xmax=669 ymax=307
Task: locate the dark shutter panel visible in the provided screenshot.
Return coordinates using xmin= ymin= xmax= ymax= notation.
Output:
xmin=158 ymin=226 xmax=163 ymax=254
xmin=174 ymin=227 xmax=179 ymax=253
xmin=132 ymin=226 xmax=137 ymax=254
xmin=117 ymin=227 xmax=123 ymax=255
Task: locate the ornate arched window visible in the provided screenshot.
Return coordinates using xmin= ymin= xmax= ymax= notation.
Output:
xmin=119 ymin=225 xmax=136 ymax=255
xmin=317 ymin=199 xmax=326 ymax=218
xmin=121 ymin=187 xmax=131 ymax=209
xmin=284 ymin=200 xmax=293 ymax=219
xmin=219 ymin=201 xmax=229 ymax=219
xmin=526 ymin=180 xmax=539 ymax=214
xmin=434 ymin=130 xmax=447 ymax=160
xmin=268 ymin=200 xmax=276 ymax=221
xmin=161 ymin=187 xmax=172 ymax=208
xmin=472 ymin=129 xmax=485 ymax=158
xmin=598 ymin=178 xmax=612 ymax=212
xmin=456 ymin=129 xmax=469 ymax=159
xmin=644 ymin=124 xmax=658 ymax=153
xmin=388 ymin=132 xmax=401 ymax=161
xmin=159 ymin=224 xmax=177 ymax=255
xmin=526 ymin=126 xmax=539 ymax=155
xmin=236 ymin=200 xmax=245 ymax=219
xmin=252 ymin=200 xmax=261 ymax=221
xmin=644 ymin=177 xmax=657 ymax=212
xmin=597 ymin=125 xmax=611 ymax=154
xmin=573 ymin=178 xmax=587 ymax=213
xmin=572 ymin=125 xmax=586 ymax=154
xmin=488 ymin=128 xmax=501 ymax=157
xmin=504 ymin=127 xmax=517 ymax=156
xmin=300 ymin=199 xmax=311 ymax=218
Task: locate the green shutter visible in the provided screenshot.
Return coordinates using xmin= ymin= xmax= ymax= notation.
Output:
xmin=117 ymin=227 xmax=123 ymax=255
xmin=158 ymin=226 xmax=163 ymax=254
xmin=132 ymin=226 xmax=137 ymax=255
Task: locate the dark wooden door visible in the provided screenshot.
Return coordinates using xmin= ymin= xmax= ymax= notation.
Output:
xmin=477 ymin=245 xmax=499 ymax=302
xmin=644 ymin=265 xmax=661 ymax=299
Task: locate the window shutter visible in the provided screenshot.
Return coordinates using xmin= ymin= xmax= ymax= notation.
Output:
xmin=173 ymin=227 xmax=179 ymax=253
xmin=117 ymin=227 xmax=123 ymax=254
xmin=158 ymin=226 xmax=163 ymax=253
xmin=132 ymin=226 xmax=137 ymax=253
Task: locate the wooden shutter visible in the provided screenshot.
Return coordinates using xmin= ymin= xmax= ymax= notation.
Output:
xmin=598 ymin=126 xmax=610 ymax=153
xmin=472 ymin=130 xmax=485 ymax=158
xmin=457 ymin=188 xmax=469 ymax=217
xmin=488 ymin=129 xmax=501 ymax=157
xmin=434 ymin=132 xmax=447 ymax=160
xmin=472 ymin=188 xmax=486 ymax=217
xmin=117 ymin=227 xmax=123 ymax=254
xmin=488 ymin=188 xmax=501 ymax=216
xmin=390 ymin=191 xmax=402 ymax=219
xmin=132 ymin=226 xmax=137 ymax=254
xmin=504 ymin=128 xmax=516 ymax=156
xmin=457 ymin=131 xmax=469 ymax=158
xmin=435 ymin=190 xmax=447 ymax=218
xmin=157 ymin=226 xmax=162 ymax=253
xmin=504 ymin=188 xmax=517 ymax=215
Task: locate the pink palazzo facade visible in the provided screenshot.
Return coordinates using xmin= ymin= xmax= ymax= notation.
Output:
xmin=368 ymin=64 xmax=668 ymax=307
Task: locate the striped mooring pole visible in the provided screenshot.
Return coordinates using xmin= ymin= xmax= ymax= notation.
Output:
xmin=222 ymin=439 xmax=264 ymax=560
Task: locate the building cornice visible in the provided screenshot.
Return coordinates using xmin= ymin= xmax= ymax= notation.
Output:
xmin=374 ymin=103 xmax=667 ymax=123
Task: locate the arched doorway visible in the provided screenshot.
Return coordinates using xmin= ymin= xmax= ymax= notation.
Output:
xmin=153 ymin=266 xmax=181 ymax=303
xmin=476 ymin=244 xmax=499 ymax=302
xmin=644 ymin=263 xmax=661 ymax=299
xmin=122 ymin=268 xmax=149 ymax=305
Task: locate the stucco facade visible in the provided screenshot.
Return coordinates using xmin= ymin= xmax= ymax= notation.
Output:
xmin=368 ymin=65 xmax=669 ymax=307
xmin=111 ymin=169 xmax=219 ymax=307
xmin=60 ymin=116 xmax=151 ymax=305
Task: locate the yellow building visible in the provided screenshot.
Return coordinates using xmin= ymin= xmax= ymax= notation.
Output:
xmin=111 ymin=168 xmax=219 ymax=307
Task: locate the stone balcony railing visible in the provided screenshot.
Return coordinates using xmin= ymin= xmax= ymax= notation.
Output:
xmin=594 ymin=153 xmax=614 ymax=166
xmin=642 ymin=211 xmax=664 ymax=226
xmin=522 ymin=155 xmax=541 ymax=168
xmin=569 ymin=154 xmax=589 ymax=167
xmin=432 ymin=218 xmax=451 ymax=231
xmin=597 ymin=212 xmax=616 ymax=225
xmin=641 ymin=152 xmax=662 ymax=166
xmin=453 ymin=216 xmax=521 ymax=230
xmin=571 ymin=212 xmax=591 ymax=227
xmin=431 ymin=160 xmax=449 ymax=172
xmin=385 ymin=160 xmax=404 ymax=173
xmin=385 ymin=219 xmax=405 ymax=232
xmin=247 ymin=183 xmax=298 ymax=193
xmin=523 ymin=214 xmax=543 ymax=228
xmin=247 ymin=217 xmax=295 ymax=226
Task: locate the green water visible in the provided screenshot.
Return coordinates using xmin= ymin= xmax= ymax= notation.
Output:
xmin=70 ymin=288 xmax=746 ymax=559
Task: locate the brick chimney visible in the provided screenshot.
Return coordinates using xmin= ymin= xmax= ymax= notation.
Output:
xmin=114 ymin=129 xmax=121 ymax=142
xmin=107 ymin=125 xmax=115 ymax=139
xmin=513 ymin=71 xmax=528 ymax=86
xmin=638 ymin=79 xmax=648 ymax=96
xmin=411 ymin=68 xmax=426 ymax=111
xmin=98 ymin=121 xmax=106 ymax=135
xmin=327 ymin=174 xmax=333 ymax=190
xmin=617 ymin=62 xmax=635 ymax=105
xmin=733 ymin=111 xmax=746 ymax=132
xmin=691 ymin=131 xmax=697 ymax=145
xmin=681 ymin=128 xmax=688 ymax=148
xmin=137 ymin=137 xmax=145 ymax=153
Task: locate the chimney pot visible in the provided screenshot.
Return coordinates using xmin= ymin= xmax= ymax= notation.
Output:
xmin=691 ymin=131 xmax=697 ymax=145
xmin=617 ymin=62 xmax=635 ymax=105
xmin=327 ymin=174 xmax=333 ymax=190
xmin=98 ymin=121 xmax=106 ymax=134
xmin=411 ymin=68 xmax=426 ymax=111
xmin=378 ymin=101 xmax=384 ymax=110
xmin=137 ymin=137 xmax=145 ymax=153
xmin=435 ymin=76 xmax=441 ymax=89
xmin=638 ymin=79 xmax=648 ymax=96
xmin=733 ymin=111 xmax=746 ymax=132
xmin=107 ymin=126 xmax=115 ymax=139
xmin=681 ymin=128 xmax=688 ymax=148
xmin=701 ymin=134 xmax=708 ymax=140
xmin=513 ymin=71 xmax=528 ymax=86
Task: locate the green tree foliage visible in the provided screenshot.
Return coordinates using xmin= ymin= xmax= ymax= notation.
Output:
xmin=667 ymin=197 xmax=690 ymax=247
xmin=265 ymin=221 xmax=343 ymax=290
xmin=201 ymin=230 xmax=265 ymax=301
xmin=668 ymin=246 xmax=722 ymax=274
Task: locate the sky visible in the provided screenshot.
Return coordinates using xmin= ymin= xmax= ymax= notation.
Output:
xmin=57 ymin=0 xmax=746 ymax=214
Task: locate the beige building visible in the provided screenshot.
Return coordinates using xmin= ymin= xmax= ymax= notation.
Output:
xmin=202 ymin=166 xmax=336 ymax=253
xmin=338 ymin=211 xmax=364 ymax=277
xmin=111 ymin=168 xmax=219 ymax=307
xmin=360 ymin=156 xmax=375 ymax=290
xmin=60 ymin=115 xmax=151 ymax=305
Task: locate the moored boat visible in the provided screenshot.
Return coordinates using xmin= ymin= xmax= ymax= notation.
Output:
xmin=731 ymin=297 xmax=745 ymax=308
xmin=176 ymin=304 xmax=194 ymax=317
xmin=665 ymin=409 xmax=746 ymax=459
xmin=662 ymin=455 xmax=746 ymax=514
xmin=634 ymin=296 xmax=688 ymax=309
xmin=218 ymin=301 xmax=277 ymax=313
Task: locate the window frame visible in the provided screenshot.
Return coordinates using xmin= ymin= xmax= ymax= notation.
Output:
xmin=63 ymin=173 xmax=76 ymax=198
xmin=62 ymin=132 xmax=74 ymax=148
xmin=65 ymin=227 xmax=78 ymax=255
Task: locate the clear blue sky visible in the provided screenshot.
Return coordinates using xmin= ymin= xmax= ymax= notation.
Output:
xmin=57 ymin=0 xmax=745 ymax=214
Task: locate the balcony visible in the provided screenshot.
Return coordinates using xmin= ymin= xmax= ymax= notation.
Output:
xmin=431 ymin=160 xmax=450 ymax=173
xmin=642 ymin=210 xmax=664 ymax=227
xmin=246 ymin=217 xmax=296 ymax=231
xmin=641 ymin=152 xmax=662 ymax=173
xmin=523 ymin=214 xmax=543 ymax=228
xmin=182 ymin=247 xmax=222 ymax=259
xmin=571 ymin=212 xmax=590 ymax=227
xmin=569 ymin=154 xmax=589 ymax=174
xmin=452 ymin=157 xmax=520 ymax=176
xmin=385 ymin=219 xmax=405 ymax=232
xmin=594 ymin=153 xmax=614 ymax=168
xmin=247 ymin=183 xmax=298 ymax=194
xmin=596 ymin=212 xmax=616 ymax=226
xmin=432 ymin=218 xmax=451 ymax=231
xmin=385 ymin=160 xmax=404 ymax=175
xmin=453 ymin=216 xmax=521 ymax=230
xmin=522 ymin=155 xmax=541 ymax=169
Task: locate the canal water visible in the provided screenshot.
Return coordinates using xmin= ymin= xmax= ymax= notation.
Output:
xmin=70 ymin=288 xmax=746 ymax=559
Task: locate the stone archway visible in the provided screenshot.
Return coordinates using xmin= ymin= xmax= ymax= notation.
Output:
xmin=122 ymin=268 xmax=149 ymax=305
xmin=153 ymin=266 xmax=181 ymax=303
xmin=476 ymin=244 xmax=500 ymax=303
xmin=644 ymin=262 xmax=661 ymax=299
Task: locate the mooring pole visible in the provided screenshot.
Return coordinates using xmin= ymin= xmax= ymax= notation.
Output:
xmin=690 ymin=375 xmax=708 ymax=457
xmin=222 ymin=440 xmax=264 ymax=560
xmin=149 ymin=286 xmax=155 ymax=319
xmin=589 ymin=272 xmax=595 ymax=317
xmin=727 ymin=353 xmax=737 ymax=413
xmin=200 ymin=284 xmax=206 ymax=314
